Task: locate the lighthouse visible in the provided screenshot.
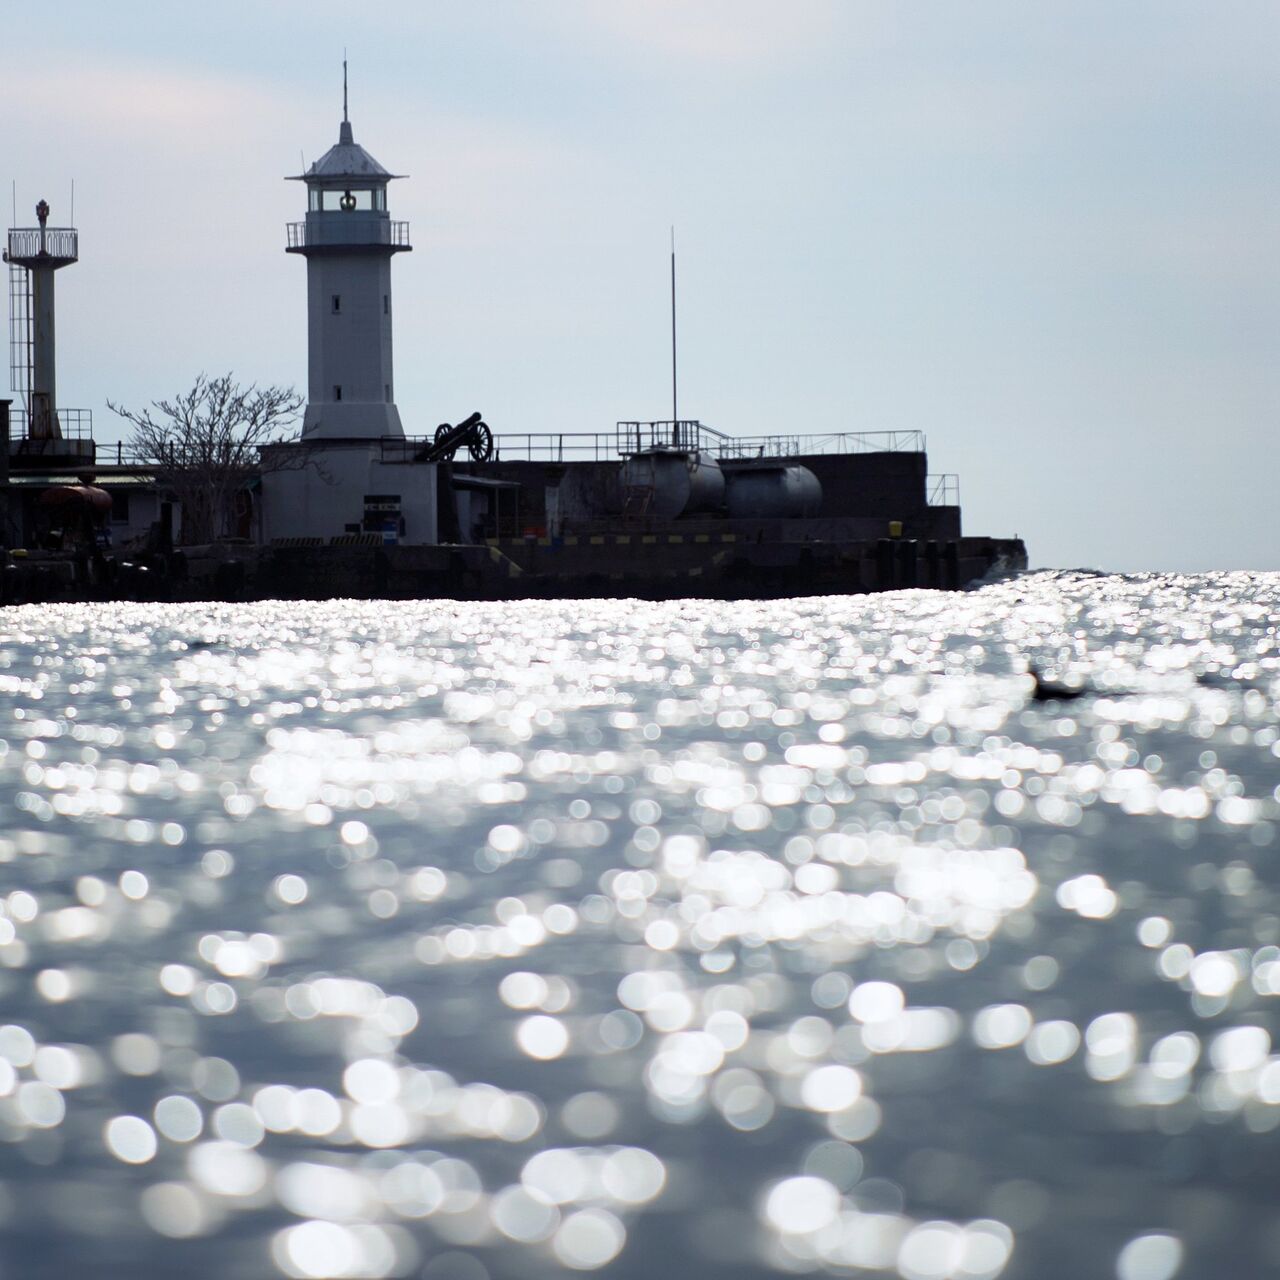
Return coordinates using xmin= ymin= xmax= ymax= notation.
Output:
xmin=264 ymin=74 xmax=438 ymax=544
xmin=4 ymin=200 xmax=79 ymax=442
xmin=286 ymin=71 xmax=411 ymax=440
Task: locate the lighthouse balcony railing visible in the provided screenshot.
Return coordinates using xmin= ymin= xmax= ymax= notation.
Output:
xmin=5 ymin=228 xmax=78 ymax=262
xmin=286 ymin=220 xmax=410 ymax=250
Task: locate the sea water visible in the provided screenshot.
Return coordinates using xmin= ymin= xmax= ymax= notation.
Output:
xmin=0 ymin=571 xmax=1277 ymax=1280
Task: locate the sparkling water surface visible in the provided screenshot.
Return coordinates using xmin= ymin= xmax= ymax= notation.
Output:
xmin=0 ymin=571 xmax=1278 ymax=1280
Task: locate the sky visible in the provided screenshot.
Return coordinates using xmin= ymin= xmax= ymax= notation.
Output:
xmin=4 ymin=1 xmax=1278 ymax=572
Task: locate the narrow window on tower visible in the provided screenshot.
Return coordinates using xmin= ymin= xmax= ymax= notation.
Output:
xmin=334 ymin=386 xmax=342 ymax=401
xmin=385 ymin=384 xmax=391 ymax=400
xmin=383 ymin=295 xmax=389 ymax=315
xmin=331 ymin=294 xmax=342 ymax=314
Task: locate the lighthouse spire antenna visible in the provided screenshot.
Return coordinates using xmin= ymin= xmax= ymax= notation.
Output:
xmin=338 ymin=52 xmax=353 ymax=144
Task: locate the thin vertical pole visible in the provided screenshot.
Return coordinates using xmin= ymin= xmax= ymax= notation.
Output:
xmin=670 ymin=227 xmax=678 ymax=446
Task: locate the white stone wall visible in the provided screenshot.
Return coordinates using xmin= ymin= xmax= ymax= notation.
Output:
xmin=98 ymin=488 xmax=165 ymax=549
xmin=261 ymin=446 xmax=437 ymax=545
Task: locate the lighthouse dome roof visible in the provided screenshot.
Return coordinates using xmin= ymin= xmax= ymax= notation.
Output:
xmin=289 ymin=121 xmax=404 ymax=183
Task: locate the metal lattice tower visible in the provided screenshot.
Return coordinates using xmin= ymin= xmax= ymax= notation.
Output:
xmin=7 ymin=263 xmax=31 ymax=413
xmin=4 ymin=200 xmax=78 ymax=441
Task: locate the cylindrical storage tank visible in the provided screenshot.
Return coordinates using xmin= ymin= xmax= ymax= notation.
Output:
xmin=619 ymin=449 xmax=725 ymax=520
xmin=724 ymin=465 xmax=822 ymax=519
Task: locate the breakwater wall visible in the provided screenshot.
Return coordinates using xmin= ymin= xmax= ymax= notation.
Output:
xmin=1 ymin=535 xmax=1026 ymax=605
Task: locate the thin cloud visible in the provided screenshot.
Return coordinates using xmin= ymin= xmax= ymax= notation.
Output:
xmin=4 ymin=56 xmax=298 ymax=143
xmin=564 ymin=0 xmax=844 ymax=69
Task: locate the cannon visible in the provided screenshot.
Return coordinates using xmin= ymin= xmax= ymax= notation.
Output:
xmin=415 ymin=411 xmax=494 ymax=463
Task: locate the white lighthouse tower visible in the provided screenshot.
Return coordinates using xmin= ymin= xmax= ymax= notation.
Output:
xmin=264 ymin=75 xmax=439 ymax=544
xmin=286 ymin=71 xmax=411 ymax=440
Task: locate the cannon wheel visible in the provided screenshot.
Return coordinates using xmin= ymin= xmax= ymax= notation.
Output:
xmin=434 ymin=422 xmax=452 ymax=443
xmin=469 ymin=421 xmax=494 ymax=462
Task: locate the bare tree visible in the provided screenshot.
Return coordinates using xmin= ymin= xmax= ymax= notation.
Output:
xmin=108 ymin=374 xmax=306 ymax=546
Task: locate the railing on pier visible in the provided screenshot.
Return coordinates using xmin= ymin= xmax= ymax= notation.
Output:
xmin=96 ymin=441 xmax=157 ymax=468
xmin=717 ymin=430 xmax=928 ymax=458
xmin=617 ymin=422 xmax=925 ymax=459
xmin=5 ymin=228 xmax=79 ymax=262
xmin=381 ymin=433 xmax=617 ymax=464
xmin=382 ymin=421 xmax=929 ymax=465
xmin=927 ymin=474 xmax=959 ymax=506
xmin=285 ymin=220 xmax=411 ymax=251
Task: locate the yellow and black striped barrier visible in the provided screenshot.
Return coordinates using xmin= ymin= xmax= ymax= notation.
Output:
xmin=489 ymin=532 xmax=744 ymax=550
xmin=328 ymin=533 xmax=383 ymax=547
xmin=486 ymin=545 xmax=524 ymax=577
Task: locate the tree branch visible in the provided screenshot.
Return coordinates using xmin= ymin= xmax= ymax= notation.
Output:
xmin=108 ymin=373 xmax=304 ymax=545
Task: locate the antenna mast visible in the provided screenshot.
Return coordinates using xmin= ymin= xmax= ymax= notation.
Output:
xmin=670 ymin=227 xmax=678 ymax=446
xmin=343 ymin=54 xmax=349 ymax=122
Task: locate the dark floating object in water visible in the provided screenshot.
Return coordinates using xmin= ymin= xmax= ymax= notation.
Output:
xmin=1028 ymin=664 xmax=1088 ymax=702
xmin=1195 ymin=666 xmax=1262 ymax=690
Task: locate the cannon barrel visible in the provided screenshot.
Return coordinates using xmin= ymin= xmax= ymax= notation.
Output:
xmin=435 ymin=411 xmax=482 ymax=448
xmin=416 ymin=411 xmax=490 ymax=463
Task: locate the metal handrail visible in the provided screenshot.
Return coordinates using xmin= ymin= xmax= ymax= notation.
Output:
xmin=617 ymin=422 xmax=925 ymax=458
xmin=5 ymin=228 xmax=78 ymax=261
xmin=382 ymin=432 xmax=623 ymax=464
xmin=96 ymin=442 xmax=158 ymax=468
xmin=717 ymin=430 xmax=926 ymax=457
xmin=927 ymin=473 xmax=959 ymax=506
xmin=90 ymin=436 xmax=952 ymax=484
xmin=614 ymin=420 xmax=732 ymax=454
xmin=7 ymin=407 xmax=93 ymax=440
xmin=285 ymin=220 xmax=410 ymax=250
xmin=381 ymin=424 xmax=929 ymax=464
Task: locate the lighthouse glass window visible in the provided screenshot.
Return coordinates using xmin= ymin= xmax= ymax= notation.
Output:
xmin=309 ymin=188 xmax=386 ymax=212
